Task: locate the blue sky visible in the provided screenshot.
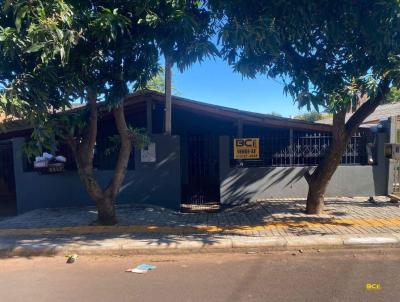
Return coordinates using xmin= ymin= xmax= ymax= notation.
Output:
xmin=172 ymin=56 xmax=308 ymax=118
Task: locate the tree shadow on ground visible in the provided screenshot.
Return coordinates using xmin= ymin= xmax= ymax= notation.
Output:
xmin=1 ymin=197 xmax=398 ymax=258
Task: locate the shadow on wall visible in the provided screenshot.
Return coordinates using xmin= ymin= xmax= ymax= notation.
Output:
xmin=117 ymin=149 xmax=181 ymax=209
xmin=221 ymin=167 xmax=311 ymax=206
xmin=219 ymin=131 xmax=390 ymax=206
xmin=221 ymin=162 xmax=388 ymax=206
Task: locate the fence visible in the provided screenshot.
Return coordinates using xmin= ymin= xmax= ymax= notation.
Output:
xmin=230 ymin=130 xmax=376 ymax=167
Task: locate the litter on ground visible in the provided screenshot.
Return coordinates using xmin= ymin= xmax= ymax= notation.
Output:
xmin=125 ymin=263 xmax=157 ymax=274
xmin=66 ymin=254 xmax=78 ymax=264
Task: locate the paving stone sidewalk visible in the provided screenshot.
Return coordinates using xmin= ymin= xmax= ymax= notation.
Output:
xmin=1 ymin=196 xmax=400 ymax=256
xmin=0 ymin=196 xmax=399 ymax=237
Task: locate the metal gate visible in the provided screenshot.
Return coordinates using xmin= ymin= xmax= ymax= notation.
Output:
xmin=181 ymin=134 xmax=220 ymax=212
xmin=0 ymin=142 xmax=17 ymax=215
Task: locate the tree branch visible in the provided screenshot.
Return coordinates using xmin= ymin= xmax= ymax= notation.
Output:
xmin=344 ymin=78 xmax=390 ymax=136
xmin=282 ymin=43 xmax=318 ymax=74
xmin=332 ymin=109 xmax=347 ymax=140
xmin=304 ymin=170 xmax=312 ymax=183
xmin=105 ymin=103 xmax=132 ymax=197
xmin=83 ymin=88 xmax=98 ymax=154
xmin=85 ymin=87 xmax=98 ymax=153
xmin=78 ymin=87 xmax=98 ymax=166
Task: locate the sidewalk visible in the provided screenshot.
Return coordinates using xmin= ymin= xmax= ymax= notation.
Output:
xmin=0 ymin=197 xmax=400 ymax=256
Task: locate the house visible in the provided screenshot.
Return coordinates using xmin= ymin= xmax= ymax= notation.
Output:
xmin=317 ymin=102 xmax=400 ymax=128
xmin=0 ymin=90 xmax=391 ymax=215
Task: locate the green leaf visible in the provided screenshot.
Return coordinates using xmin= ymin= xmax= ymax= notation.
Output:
xmin=15 ymin=6 xmax=28 ymax=32
xmin=26 ymin=43 xmax=45 ymax=53
xmin=15 ymin=17 xmax=22 ymax=33
xmin=59 ymin=47 xmax=65 ymax=62
xmin=55 ymin=28 xmax=64 ymax=40
xmin=2 ymin=0 xmax=12 ymax=12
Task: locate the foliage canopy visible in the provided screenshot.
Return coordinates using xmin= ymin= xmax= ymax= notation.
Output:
xmin=209 ymin=0 xmax=400 ymax=112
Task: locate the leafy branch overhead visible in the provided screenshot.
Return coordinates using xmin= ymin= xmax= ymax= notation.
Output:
xmin=138 ymin=0 xmax=220 ymax=70
xmin=1 ymin=0 xmax=78 ymax=63
xmin=0 ymin=0 xmax=79 ymax=123
xmin=210 ymin=0 xmax=400 ymax=113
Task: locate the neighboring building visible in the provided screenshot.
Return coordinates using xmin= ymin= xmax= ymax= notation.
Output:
xmin=0 ymin=90 xmax=390 ymax=215
xmin=317 ymin=102 xmax=400 ymax=128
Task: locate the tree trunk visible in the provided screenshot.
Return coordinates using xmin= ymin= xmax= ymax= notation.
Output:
xmin=305 ymin=110 xmax=348 ymax=214
xmin=304 ymin=79 xmax=390 ymax=214
xmin=104 ymin=105 xmax=132 ymax=199
xmin=66 ymin=90 xmax=133 ymax=225
xmin=76 ymin=165 xmax=117 ymax=224
xmin=305 ymin=184 xmax=325 ymax=214
xmin=305 ymin=143 xmax=346 ymax=214
xmin=96 ymin=194 xmax=117 ymax=225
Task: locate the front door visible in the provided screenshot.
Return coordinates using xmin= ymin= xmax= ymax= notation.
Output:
xmin=0 ymin=142 xmax=17 ymax=216
xmin=181 ymin=134 xmax=220 ymax=212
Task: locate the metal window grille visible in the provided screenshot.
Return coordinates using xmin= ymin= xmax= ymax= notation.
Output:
xmin=230 ymin=129 xmax=376 ymax=167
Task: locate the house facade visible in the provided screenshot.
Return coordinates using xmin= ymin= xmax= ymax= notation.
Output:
xmin=0 ymin=90 xmax=392 ymax=215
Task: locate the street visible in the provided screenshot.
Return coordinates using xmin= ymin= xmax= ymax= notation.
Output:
xmin=0 ymin=249 xmax=399 ymax=302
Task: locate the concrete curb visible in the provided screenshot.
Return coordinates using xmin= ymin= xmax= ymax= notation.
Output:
xmin=1 ymin=233 xmax=400 ymax=257
xmin=342 ymin=234 xmax=399 ymax=246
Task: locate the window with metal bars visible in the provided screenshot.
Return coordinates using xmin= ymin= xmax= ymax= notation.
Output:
xmin=230 ymin=129 xmax=377 ymax=167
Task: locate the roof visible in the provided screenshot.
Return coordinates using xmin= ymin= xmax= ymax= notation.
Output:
xmin=0 ymin=90 xmax=332 ymax=139
xmin=126 ymin=90 xmax=332 ymax=131
xmin=317 ymin=102 xmax=400 ymax=127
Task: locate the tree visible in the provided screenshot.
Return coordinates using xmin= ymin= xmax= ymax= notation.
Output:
xmin=145 ymin=67 xmax=180 ymax=95
xmin=0 ymin=0 xmax=159 ymax=225
xmin=294 ymin=112 xmax=332 ymax=123
xmin=0 ymin=0 xmax=218 ymax=224
xmin=138 ymin=1 xmax=219 ymax=134
xmin=209 ymin=0 xmax=400 ymax=213
xmin=269 ymin=111 xmax=282 ymax=117
xmin=385 ymin=87 xmax=400 ymax=104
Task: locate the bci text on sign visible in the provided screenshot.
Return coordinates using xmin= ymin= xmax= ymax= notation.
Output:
xmin=233 ymin=138 xmax=260 ymax=160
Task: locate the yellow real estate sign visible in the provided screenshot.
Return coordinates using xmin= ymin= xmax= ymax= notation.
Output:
xmin=233 ymin=138 xmax=260 ymax=159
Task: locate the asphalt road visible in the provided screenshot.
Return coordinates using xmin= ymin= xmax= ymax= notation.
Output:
xmin=0 ymin=249 xmax=399 ymax=302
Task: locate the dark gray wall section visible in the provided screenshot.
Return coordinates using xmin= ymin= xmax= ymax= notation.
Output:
xmin=12 ymin=134 xmax=181 ymax=213
xmin=219 ymin=133 xmax=388 ymax=205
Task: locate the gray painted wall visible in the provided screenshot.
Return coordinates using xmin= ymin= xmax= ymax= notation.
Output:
xmin=219 ymin=133 xmax=389 ymax=205
xmin=11 ymin=134 xmax=181 ymax=213
xmin=5 ymin=121 xmax=394 ymax=211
